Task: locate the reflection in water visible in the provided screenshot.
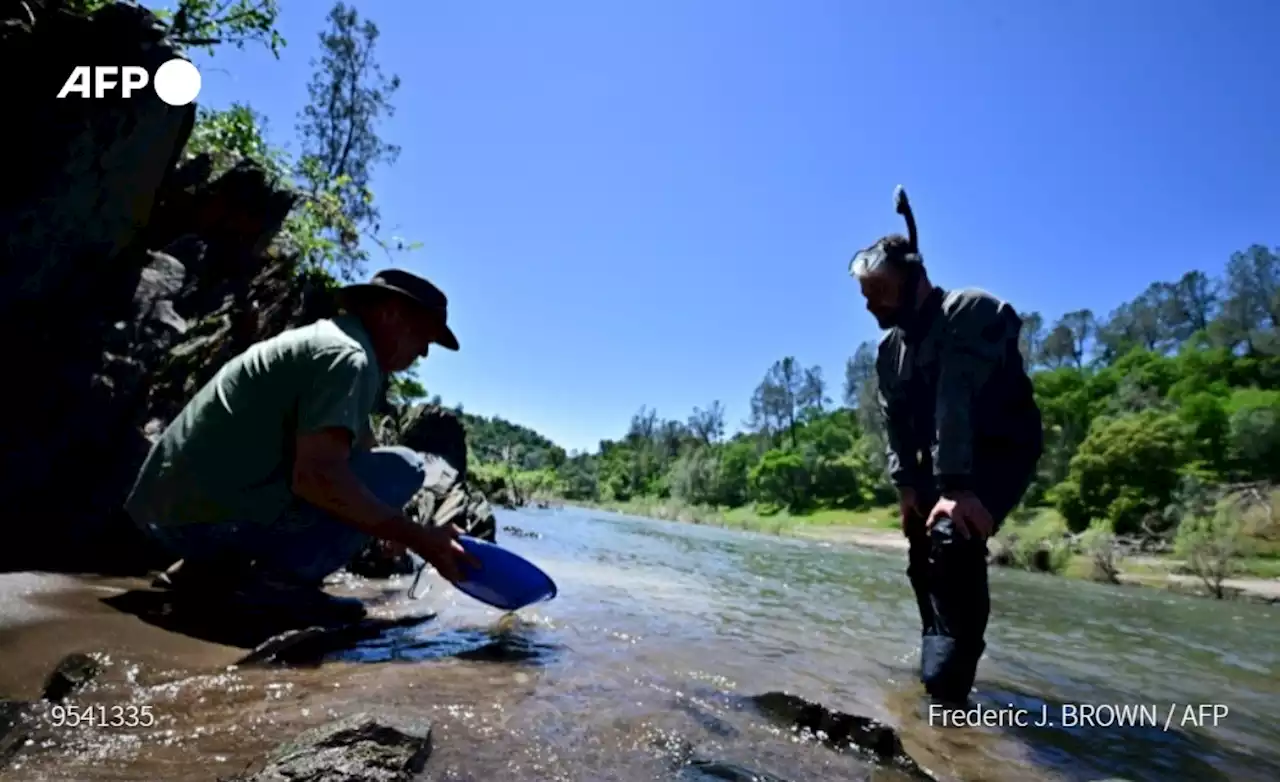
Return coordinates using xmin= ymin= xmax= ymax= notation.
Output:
xmin=2 ymin=506 xmax=1277 ymax=782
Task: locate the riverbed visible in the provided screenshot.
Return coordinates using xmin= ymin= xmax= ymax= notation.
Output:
xmin=1 ymin=506 xmax=1276 ymax=781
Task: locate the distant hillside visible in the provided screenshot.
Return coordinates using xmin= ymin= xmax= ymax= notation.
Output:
xmin=460 ymin=410 xmax=567 ymax=471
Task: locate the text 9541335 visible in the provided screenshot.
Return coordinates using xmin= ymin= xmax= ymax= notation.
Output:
xmin=48 ymin=704 xmax=155 ymax=729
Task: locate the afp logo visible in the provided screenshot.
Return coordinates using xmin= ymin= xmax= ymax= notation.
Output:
xmin=56 ymin=58 xmax=202 ymax=106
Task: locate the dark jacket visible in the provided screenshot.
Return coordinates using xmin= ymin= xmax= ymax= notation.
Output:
xmin=876 ymin=286 xmax=1042 ymax=494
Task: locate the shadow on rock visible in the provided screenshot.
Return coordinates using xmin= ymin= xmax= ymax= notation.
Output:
xmin=99 ymin=589 xmax=433 ymax=652
xmin=969 ymin=685 xmax=1263 ymax=782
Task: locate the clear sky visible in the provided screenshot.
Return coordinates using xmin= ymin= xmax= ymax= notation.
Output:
xmin=188 ymin=0 xmax=1280 ymax=454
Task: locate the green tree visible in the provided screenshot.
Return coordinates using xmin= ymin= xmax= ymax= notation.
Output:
xmin=1225 ymin=388 xmax=1280 ymax=481
xmin=748 ymin=449 xmax=810 ymax=511
xmin=1049 ymin=410 xmax=1187 ymax=534
xmin=294 ymin=1 xmax=406 ymax=280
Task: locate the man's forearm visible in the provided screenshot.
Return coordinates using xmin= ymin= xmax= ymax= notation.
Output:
xmin=293 ymin=462 xmax=420 ymax=544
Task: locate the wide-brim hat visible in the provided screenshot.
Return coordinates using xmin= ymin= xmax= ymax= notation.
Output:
xmin=337 ymin=268 xmax=460 ymax=351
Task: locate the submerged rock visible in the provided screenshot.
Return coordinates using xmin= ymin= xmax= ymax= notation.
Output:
xmin=41 ymin=652 xmax=103 ymax=703
xmin=678 ymin=759 xmax=792 ymax=782
xmin=235 ymin=613 xmax=438 ymax=666
xmin=0 ymin=700 xmax=31 ymax=761
xmin=228 ymin=714 xmax=432 ymax=782
xmin=1 ymin=652 xmax=107 ymax=762
xmin=746 ymin=691 xmax=934 ymax=779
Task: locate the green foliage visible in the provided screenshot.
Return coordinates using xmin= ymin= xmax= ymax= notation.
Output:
xmin=1224 ymin=388 xmax=1280 ymax=480
xmin=748 ymin=449 xmax=810 ymax=512
xmin=67 ymin=0 xmax=285 ymax=57
xmin=1175 ymin=508 xmax=1253 ymax=598
xmin=462 ymin=413 xmax=566 ymax=472
xmin=998 ymin=510 xmax=1072 ymax=574
xmin=1049 ymin=410 xmax=1187 ymax=535
xmin=174 ymin=0 xmax=412 ymax=284
xmin=293 ymin=2 xmax=405 ymax=280
xmin=1078 ymin=518 xmax=1122 ymax=583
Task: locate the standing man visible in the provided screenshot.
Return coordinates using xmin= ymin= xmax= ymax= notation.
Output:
xmin=125 ymin=269 xmax=478 ymax=625
xmin=848 ymin=187 xmax=1043 ymax=707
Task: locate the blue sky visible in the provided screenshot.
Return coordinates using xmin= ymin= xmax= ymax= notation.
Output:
xmin=187 ymin=0 xmax=1280 ymax=454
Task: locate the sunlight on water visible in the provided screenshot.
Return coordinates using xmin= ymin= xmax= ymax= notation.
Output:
xmin=3 ymin=506 xmax=1276 ymax=782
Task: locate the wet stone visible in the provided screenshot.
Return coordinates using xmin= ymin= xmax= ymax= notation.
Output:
xmin=0 ymin=700 xmax=32 ymax=760
xmin=236 ymin=614 xmax=439 ymax=667
xmin=745 ymin=692 xmax=935 ymax=780
xmin=678 ymin=759 xmax=792 ymax=782
xmin=228 ymin=714 xmax=432 ymax=782
xmin=42 ymin=652 xmax=103 ymax=703
xmin=1 ymin=653 xmax=106 ymax=763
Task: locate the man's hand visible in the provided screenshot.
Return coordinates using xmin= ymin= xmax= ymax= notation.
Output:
xmin=927 ymin=491 xmax=994 ymax=540
xmin=406 ymin=523 xmax=481 ymax=583
xmin=898 ymin=486 xmax=921 ymax=537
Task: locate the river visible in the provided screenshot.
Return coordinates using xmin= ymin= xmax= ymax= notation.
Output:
xmin=1 ymin=506 xmax=1277 ymax=781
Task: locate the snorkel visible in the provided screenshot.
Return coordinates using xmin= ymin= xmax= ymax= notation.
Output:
xmin=890 ymin=185 xmax=924 ymax=322
xmin=849 ymin=185 xmax=926 ymax=330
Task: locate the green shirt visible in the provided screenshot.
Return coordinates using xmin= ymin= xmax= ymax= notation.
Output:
xmin=125 ymin=314 xmax=384 ymax=529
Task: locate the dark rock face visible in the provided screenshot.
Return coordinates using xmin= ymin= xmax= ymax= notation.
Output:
xmin=1 ymin=0 xmax=198 ymax=572
xmin=0 ymin=2 xmax=496 ymax=577
xmin=226 ymin=714 xmax=432 ymax=782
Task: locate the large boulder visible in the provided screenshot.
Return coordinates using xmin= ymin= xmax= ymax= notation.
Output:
xmin=0 ymin=2 xmax=338 ymax=574
xmin=0 ymin=0 xmax=197 ymax=570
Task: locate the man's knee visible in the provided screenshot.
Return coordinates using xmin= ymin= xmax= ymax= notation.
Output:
xmin=349 ymin=446 xmax=427 ymax=509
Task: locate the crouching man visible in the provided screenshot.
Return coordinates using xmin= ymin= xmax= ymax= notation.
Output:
xmin=125 ymin=269 xmax=478 ymax=625
xmin=849 ymin=188 xmax=1043 ymax=706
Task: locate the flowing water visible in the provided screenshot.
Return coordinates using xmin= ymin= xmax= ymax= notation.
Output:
xmin=1 ymin=506 xmax=1277 ymax=781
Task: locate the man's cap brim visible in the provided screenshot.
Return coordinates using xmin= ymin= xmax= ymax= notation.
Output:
xmin=434 ymin=324 xmax=459 ymax=351
xmin=337 ymin=282 xmax=460 ymax=351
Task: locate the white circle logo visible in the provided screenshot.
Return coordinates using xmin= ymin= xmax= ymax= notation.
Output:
xmin=153 ymin=58 xmax=202 ymax=106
